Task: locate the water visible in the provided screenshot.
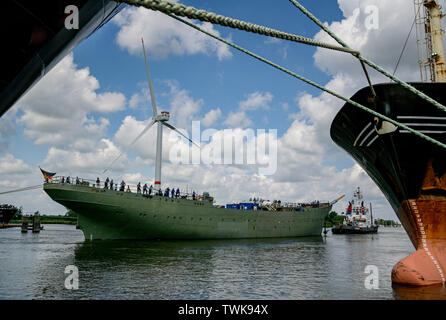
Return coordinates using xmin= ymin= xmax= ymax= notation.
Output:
xmin=0 ymin=224 xmax=445 ymax=300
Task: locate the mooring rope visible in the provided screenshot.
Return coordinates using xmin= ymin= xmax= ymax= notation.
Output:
xmin=117 ymin=0 xmax=446 ymax=150
xmin=288 ymin=0 xmax=446 ymax=115
xmin=163 ymin=12 xmax=446 ymax=150
xmin=0 ymin=184 xmax=43 ymax=195
xmin=117 ymin=0 xmax=358 ymax=55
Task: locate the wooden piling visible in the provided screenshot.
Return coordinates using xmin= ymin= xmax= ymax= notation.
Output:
xmin=21 ymin=217 xmax=28 ymax=233
xmin=32 ymin=215 xmax=41 ymax=233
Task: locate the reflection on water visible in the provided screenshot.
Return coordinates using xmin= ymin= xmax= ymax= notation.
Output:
xmin=392 ymin=284 xmax=446 ymax=300
xmin=0 ymin=224 xmax=445 ymax=299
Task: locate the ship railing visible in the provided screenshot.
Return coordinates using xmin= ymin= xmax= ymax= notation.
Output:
xmin=46 ymin=176 xmax=210 ymax=201
xmin=256 ymin=200 xmax=331 ymax=209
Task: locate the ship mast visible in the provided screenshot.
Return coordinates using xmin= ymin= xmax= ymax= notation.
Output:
xmin=415 ymin=0 xmax=446 ymax=82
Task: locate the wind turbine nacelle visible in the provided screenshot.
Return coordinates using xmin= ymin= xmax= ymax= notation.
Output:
xmin=157 ymin=111 xmax=170 ymax=122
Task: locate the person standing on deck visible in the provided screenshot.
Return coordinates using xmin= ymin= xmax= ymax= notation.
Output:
xmin=143 ymin=183 xmax=148 ymax=195
xmin=96 ymin=177 xmax=100 ymax=188
xmin=171 ymin=188 xmax=175 ymax=198
xmin=137 ymin=182 xmax=141 ymax=194
xmin=149 ymin=184 xmax=153 ymax=196
xmin=110 ymin=179 xmax=114 ymax=190
xmin=176 ymin=188 xmax=180 ymax=198
xmin=105 ymin=177 xmax=109 ymax=189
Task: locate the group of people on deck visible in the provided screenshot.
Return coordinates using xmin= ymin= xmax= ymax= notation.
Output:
xmin=60 ymin=176 xmax=80 ymax=184
xmin=96 ymin=177 xmax=195 ymax=199
xmin=60 ymin=176 xmax=196 ymax=199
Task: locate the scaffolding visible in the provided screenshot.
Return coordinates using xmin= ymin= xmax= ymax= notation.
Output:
xmin=415 ymin=0 xmax=435 ymax=82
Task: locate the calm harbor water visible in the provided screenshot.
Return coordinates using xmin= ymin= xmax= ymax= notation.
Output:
xmin=0 ymin=224 xmax=445 ymax=300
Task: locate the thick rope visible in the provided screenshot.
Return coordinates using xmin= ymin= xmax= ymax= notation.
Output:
xmin=289 ymin=0 xmax=446 ymax=115
xmin=117 ymin=0 xmax=359 ymax=55
xmin=0 ymin=185 xmax=42 ymax=195
xmin=163 ymin=12 xmax=446 ymax=150
xmin=116 ymin=0 xmax=446 ymax=150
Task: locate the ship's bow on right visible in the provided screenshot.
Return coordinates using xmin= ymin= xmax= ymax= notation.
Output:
xmin=330 ymin=82 xmax=446 ymax=286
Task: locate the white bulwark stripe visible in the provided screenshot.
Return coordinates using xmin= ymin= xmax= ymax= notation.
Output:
xmin=354 ymin=122 xmax=372 ymax=146
xmin=410 ymin=201 xmax=445 ymax=284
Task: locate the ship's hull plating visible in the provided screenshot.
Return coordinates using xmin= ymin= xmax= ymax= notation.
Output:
xmin=331 ymin=82 xmax=446 ymax=286
xmin=43 ymin=183 xmax=330 ymax=240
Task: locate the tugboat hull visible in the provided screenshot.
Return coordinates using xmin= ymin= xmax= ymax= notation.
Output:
xmin=331 ymin=225 xmax=378 ymax=234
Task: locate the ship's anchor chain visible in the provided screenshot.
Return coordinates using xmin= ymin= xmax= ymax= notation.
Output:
xmin=117 ymin=0 xmax=446 ymax=150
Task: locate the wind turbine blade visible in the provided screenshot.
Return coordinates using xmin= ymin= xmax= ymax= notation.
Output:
xmin=103 ymin=119 xmax=156 ymax=173
xmin=163 ymin=122 xmax=200 ymax=148
xmin=141 ymin=38 xmax=157 ymax=116
xmin=129 ymin=118 xmax=157 ymax=148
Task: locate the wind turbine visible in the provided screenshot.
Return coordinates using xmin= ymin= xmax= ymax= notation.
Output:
xmin=104 ymin=38 xmax=199 ymax=191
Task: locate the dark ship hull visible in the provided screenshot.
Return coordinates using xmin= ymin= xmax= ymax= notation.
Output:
xmin=331 ymin=82 xmax=446 ymax=286
xmin=0 ymin=0 xmax=122 ymax=117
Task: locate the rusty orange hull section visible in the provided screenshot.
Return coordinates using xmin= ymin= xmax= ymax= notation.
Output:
xmin=392 ymin=198 xmax=446 ymax=286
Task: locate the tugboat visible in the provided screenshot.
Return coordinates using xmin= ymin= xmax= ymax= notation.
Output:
xmin=332 ymin=187 xmax=378 ymax=234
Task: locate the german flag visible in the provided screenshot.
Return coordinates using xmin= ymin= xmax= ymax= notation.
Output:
xmin=40 ymin=167 xmax=56 ymax=182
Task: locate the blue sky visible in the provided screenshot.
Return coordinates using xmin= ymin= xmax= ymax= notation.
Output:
xmin=1 ymin=0 xmax=424 ymax=219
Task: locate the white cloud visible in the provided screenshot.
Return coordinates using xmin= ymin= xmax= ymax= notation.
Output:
xmin=15 ymin=54 xmax=126 ymax=151
xmin=201 ymin=108 xmax=222 ymax=127
xmin=239 ymin=91 xmax=273 ymax=111
xmin=313 ymin=0 xmax=419 ymax=81
xmin=128 ymin=82 xmax=152 ymax=112
xmin=223 ymin=111 xmax=253 ymax=128
xmin=42 ymin=139 xmax=127 ymax=175
xmin=167 ymin=81 xmax=204 ymax=129
xmin=113 ymin=6 xmax=232 ymax=61
xmin=0 ymin=154 xmax=32 ymax=175
xmin=0 ymin=154 xmax=66 ymax=216
xmin=223 ymin=91 xmax=274 ymax=129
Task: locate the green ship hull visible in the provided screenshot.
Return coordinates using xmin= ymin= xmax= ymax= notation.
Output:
xmin=43 ymin=183 xmax=331 ymax=240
